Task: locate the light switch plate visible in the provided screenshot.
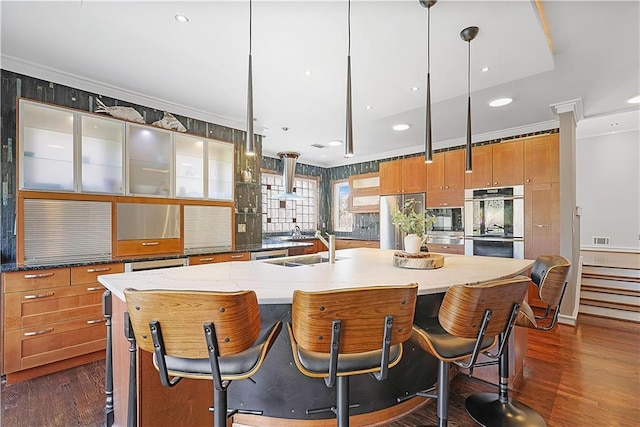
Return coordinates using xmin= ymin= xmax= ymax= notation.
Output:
xmin=238 ymin=223 xmax=246 ymax=233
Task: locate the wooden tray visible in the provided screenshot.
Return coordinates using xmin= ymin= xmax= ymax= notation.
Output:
xmin=393 ymin=251 xmax=444 ymax=269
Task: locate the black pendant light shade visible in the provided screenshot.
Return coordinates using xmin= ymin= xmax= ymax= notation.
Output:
xmin=420 ymin=0 xmax=437 ymax=164
xmin=344 ymin=0 xmax=354 ymax=158
xmin=461 ymin=26 xmax=478 ymax=173
xmin=245 ymin=0 xmax=255 ymax=156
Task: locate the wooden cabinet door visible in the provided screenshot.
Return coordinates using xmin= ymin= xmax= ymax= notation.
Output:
xmin=492 ymin=140 xmax=523 ymax=186
xmin=524 ymin=134 xmax=559 ymax=184
xmin=379 ymin=160 xmax=403 ymax=195
xmin=444 ymin=149 xmax=466 ymax=206
xmin=465 ymin=145 xmax=493 ymax=188
xmin=524 ymin=182 xmax=559 ymax=260
xmin=426 ymin=152 xmax=445 ymax=192
xmin=402 ymin=156 xmax=427 ymax=193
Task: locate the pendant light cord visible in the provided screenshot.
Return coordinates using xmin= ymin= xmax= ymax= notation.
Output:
xmin=249 ymin=0 xmax=253 ymax=55
xmin=348 ymin=0 xmax=351 ymax=56
xmin=427 ymin=7 xmax=431 ymax=74
xmin=467 ymin=40 xmax=470 ymax=98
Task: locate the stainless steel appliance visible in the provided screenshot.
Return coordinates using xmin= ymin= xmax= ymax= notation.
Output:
xmin=426 ymin=207 xmax=464 ymax=248
xmin=380 ymin=193 xmax=425 ymax=250
xmin=464 ymin=186 xmax=524 ymax=258
xmin=124 ymin=258 xmax=188 ymax=272
xmin=250 ymin=248 xmax=289 ymax=260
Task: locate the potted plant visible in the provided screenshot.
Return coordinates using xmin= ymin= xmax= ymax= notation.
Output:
xmin=390 ymin=198 xmax=436 ymax=253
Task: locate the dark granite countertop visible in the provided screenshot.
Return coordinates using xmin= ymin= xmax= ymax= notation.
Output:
xmin=0 ymin=240 xmax=314 ymax=272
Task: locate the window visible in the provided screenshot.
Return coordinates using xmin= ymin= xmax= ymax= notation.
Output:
xmin=332 ymin=180 xmax=353 ymax=232
xmin=262 ymin=172 xmax=318 ymax=233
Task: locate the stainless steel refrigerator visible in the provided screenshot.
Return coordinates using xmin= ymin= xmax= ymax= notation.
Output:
xmin=379 ymin=193 xmax=426 ymax=250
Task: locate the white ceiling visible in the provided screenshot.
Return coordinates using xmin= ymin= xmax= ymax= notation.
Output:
xmin=1 ymin=0 xmax=639 ymax=167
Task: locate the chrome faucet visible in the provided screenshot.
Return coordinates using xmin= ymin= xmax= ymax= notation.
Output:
xmin=293 ymin=225 xmax=302 ymax=238
xmin=315 ymin=230 xmax=336 ymax=264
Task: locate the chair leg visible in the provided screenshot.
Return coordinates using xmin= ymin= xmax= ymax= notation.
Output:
xmin=336 ymin=376 xmax=350 ymax=427
xmin=436 ymin=360 xmax=449 ymax=427
xmin=465 ymin=333 xmax=546 ymax=427
xmin=213 ymin=388 xmax=228 ymax=427
xmin=124 ymin=312 xmax=137 ymax=427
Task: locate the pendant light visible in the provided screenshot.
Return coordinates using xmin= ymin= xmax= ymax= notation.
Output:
xmin=245 ymin=0 xmax=256 ymax=156
xmin=460 ymin=26 xmax=478 ymax=173
xmin=420 ymin=0 xmax=437 ymax=163
xmin=344 ymin=0 xmax=354 ymax=158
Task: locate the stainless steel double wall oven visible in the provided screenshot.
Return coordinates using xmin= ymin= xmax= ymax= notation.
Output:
xmin=464 ymin=186 xmax=524 ymax=258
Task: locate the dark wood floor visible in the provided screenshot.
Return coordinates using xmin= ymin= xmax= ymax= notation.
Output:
xmin=2 ymin=320 xmax=638 ymax=427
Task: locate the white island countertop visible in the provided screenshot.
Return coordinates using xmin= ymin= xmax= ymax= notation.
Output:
xmin=98 ymin=248 xmax=534 ymax=304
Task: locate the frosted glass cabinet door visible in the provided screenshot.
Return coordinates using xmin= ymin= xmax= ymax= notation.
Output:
xmin=20 ymin=101 xmax=75 ymax=191
xmin=208 ymin=140 xmax=234 ymax=200
xmin=80 ymin=115 xmax=124 ymax=193
xmin=175 ymin=134 xmax=204 ymax=198
xmin=128 ymin=124 xmax=172 ymax=196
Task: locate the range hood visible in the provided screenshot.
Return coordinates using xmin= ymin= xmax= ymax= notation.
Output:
xmin=276 ymin=152 xmax=303 ymax=200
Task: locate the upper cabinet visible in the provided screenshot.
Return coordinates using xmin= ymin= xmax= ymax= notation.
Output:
xmin=349 ymin=172 xmax=380 ymax=213
xmin=19 ymin=101 xmax=76 ymax=192
xmin=524 ymin=134 xmax=559 ymax=184
xmin=379 ymin=156 xmax=426 ymax=195
xmin=18 ymin=99 xmax=234 ymax=201
xmin=426 ymin=149 xmax=465 ymax=207
xmin=465 ymin=140 xmax=523 ymax=188
xmin=128 ymin=124 xmax=173 ymax=196
xmin=80 ymin=115 xmax=124 ymax=194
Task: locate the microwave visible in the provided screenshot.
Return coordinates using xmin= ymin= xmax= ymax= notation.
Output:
xmin=426 ymin=207 xmax=464 ymax=233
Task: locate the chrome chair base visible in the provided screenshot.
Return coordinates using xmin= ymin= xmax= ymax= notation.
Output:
xmin=465 ymin=393 xmax=546 ymax=427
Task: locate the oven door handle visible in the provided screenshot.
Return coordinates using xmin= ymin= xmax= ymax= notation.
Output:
xmin=466 ymin=237 xmax=523 ymax=242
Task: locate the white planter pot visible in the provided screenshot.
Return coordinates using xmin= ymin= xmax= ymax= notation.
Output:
xmin=404 ymin=234 xmax=423 ymax=254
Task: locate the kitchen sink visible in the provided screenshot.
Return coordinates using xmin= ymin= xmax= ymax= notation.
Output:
xmin=263 ymin=254 xmax=343 ymax=267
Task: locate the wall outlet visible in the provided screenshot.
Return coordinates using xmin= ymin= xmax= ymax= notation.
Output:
xmin=238 ymin=223 xmax=246 ymax=233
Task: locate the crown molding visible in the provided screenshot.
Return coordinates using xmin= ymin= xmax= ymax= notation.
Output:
xmin=550 ymin=98 xmax=584 ymax=123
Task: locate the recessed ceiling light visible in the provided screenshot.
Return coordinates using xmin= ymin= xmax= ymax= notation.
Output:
xmin=327 ymin=140 xmax=343 ymax=146
xmin=365 ymin=105 xmax=373 ymax=110
xmin=627 ymin=95 xmax=640 ymax=104
xmin=411 ymin=87 xmax=420 ymax=92
xmin=489 ymin=97 xmax=513 ymax=107
xmin=392 ymin=124 xmax=410 ymax=131
xmin=174 ymin=14 xmax=189 ymax=23
xmin=304 ymin=70 xmax=313 ymax=76
xmin=481 ymin=67 xmax=490 ymax=73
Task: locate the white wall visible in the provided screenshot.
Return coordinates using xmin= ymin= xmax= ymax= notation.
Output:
xmin=577 ymin=130 xmax=640 ymax=251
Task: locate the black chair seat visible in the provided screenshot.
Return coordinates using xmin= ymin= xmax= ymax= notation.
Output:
xmin=155 ymin=324 xmax=280 ymax=380
xmin=295 ymin=343 xmax=402 ymax=376
xmin=413 ymin=317 xmax=496 ymax=360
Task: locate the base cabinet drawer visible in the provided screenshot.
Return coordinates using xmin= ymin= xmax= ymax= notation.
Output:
xmin=3 ymin=268 xmax=70 ymax=293
xmin=4 ymin=314 xmax=106 ymax=373
xmin=189 ymin=252 xmax=250 ymax=265
xmin=335 ymin=240 xmax=380 ymax=250
xmin=116 ymin=238 xmax=182 ymax=257
xmin=427 ymin=243 xmax=465 ymax=255
xmin=288 ymin=245 xmax=317 ymax=256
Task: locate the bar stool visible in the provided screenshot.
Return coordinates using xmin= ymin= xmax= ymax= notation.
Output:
xmin=123 ymin=288 xmax=282 ymax=427
xmin=410 ymin=276 xmax=531 ymax=427
xmin=465 ymin=255 xmax=571 ymax=427
xmin=287 ymin=283 xmax=419 ymax=427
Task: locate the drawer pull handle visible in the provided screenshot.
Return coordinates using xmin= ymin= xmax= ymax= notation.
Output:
xmin=24 ymin=328 xmax=54 ymax=337
xmin=23 ymin=273 xmax=54 ymax=279
xmin=443 ymin=246 xmax=450 ymax=249
xmin=230 ymin=255 xmax=244 ymax=259
xmin=86 ymin=267 xmax=111 ymax=273
xmin=87 ymin=319 xmax=107 ymax=325
xmin=142 ymin=242 xmax=160 ymax=246
xmin=24 ymin=292 xmax=55 ymax=300
xmin=87 ymin=287 xmax=103 ymax=292
xmin=534 ymin=224 xmax=550 ymax=228
xmin=199 ymin=257 xmax=214 ymax=262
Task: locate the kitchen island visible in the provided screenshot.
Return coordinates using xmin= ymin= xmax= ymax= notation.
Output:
xmin=99 ymin=249 xmax=533 ymax=427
